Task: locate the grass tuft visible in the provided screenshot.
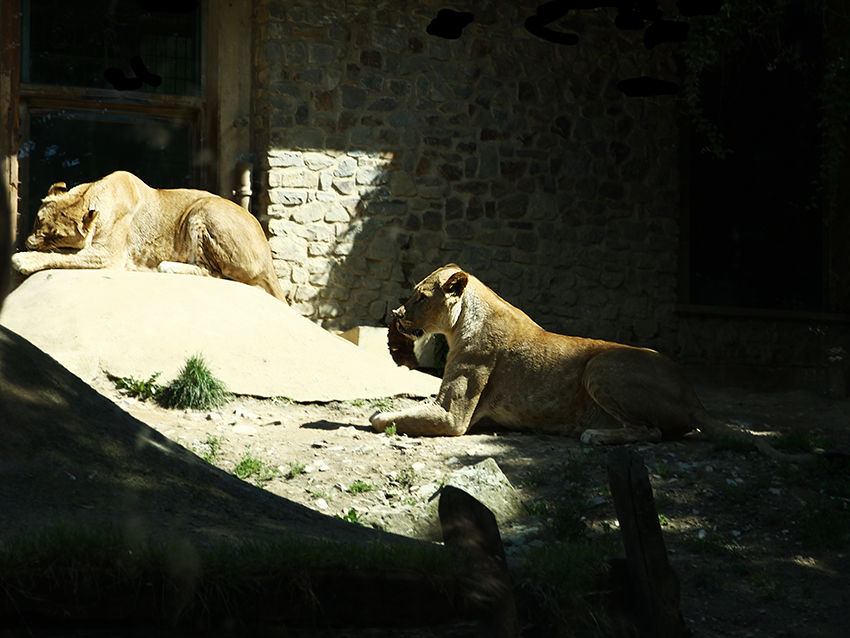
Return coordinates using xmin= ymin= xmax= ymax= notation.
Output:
xmin=232 ymin=447 xmax=278 ymax=485
xmin=347 ymin=480 xmax=375 ymax=494
xmin=155 ymin=354 xmax=230 ymax=411
xmin=113 ymin=372 xmax=162 ymax=401
xmin=286 ymin=460 xmax=306 ymax=479
xmin=194 ymin=434 xmax=225 ymax=465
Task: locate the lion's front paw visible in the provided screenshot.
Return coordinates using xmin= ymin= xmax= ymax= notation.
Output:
xmin=10 ymin=252 xmax=41 ymax=275
xmin=580 ymin=430 xmax=603 ymax=446
xmin=369 ymin=411 xmax=393 ymax=433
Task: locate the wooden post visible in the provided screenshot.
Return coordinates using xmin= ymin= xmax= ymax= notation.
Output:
xmin=439 ymin=485 xmax=519 ymax=638
xmin=606 ymin=447 xmax=686 ymax=638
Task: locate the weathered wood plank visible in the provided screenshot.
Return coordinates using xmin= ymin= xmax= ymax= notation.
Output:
xmin=607 ymin=447 xmax=686 ymax=638
xmin=439 ymin=485 xmax=519 ymax=638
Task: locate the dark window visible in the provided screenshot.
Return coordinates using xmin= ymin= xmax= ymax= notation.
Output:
xmin=16 ymin=0 xmax=202 ymax=245
xmin=22 ymin=0 xmax=200 ymax=95
xmin=685 ymin=13 xmax=825 ymax=312
xmin=22 ymin=112 xmax=193 ymax=228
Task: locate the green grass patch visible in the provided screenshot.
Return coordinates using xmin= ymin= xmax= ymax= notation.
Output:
xmin=751 ymin=572 xmax=787 ymax=601
xmin=194 ymin=434 xmax=225 ymax=465
xmin=336 ymin=508 xmax=363 ymax=524
xmin=771 ymin=430 xmax=826 ymax=453
xmin=155 ymin=354 xmax=230 ymax=411
xmin=232 ymin=447 xmax=278 ymax=485
xmin=524 ymin=498 xmax=549 ymax=518
xmin=113 ymin=371 xmax=162 ymax=401
xmin=520 ymin=531 xmax=620 ymax=632
xmin=286 ymin=460 xmax=306 ymax=479
xmin=396 ymin=467 xmax=418 ymax=489
xmin=366 ymin=397 xmax=396 ymax=412
xmin=559 ymin=457 xmax=586 ymax=485
xmin=347 ymin=480 xmax=375 ymax=495
xmin=551 ymin=505 xmax=590 ymax=542
xmin=522 ymin=469 xmax=547 ymax=486
xmin=0 ymin=522 xmax=464 ymax=627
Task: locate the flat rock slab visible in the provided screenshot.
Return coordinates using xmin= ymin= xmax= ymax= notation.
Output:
xmin=0 ymin=270 xmax=440 ymax=402
xmin=361 ymin=457 xmax=529 ymax=541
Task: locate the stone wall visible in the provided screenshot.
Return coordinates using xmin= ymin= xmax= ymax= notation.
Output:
xmin=251 ymin=0 xmax=682 ymax=351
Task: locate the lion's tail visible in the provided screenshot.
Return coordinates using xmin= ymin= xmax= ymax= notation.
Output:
xmin=695 ymin=415 xmax=816 ymax=464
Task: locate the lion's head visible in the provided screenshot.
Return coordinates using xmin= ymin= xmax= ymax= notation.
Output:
xmin=392 ymin=264 xmax=469 ymax=339
xmin=24 ymin=182 xmax=98 ymax=252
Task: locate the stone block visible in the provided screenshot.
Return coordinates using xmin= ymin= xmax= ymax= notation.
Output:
xmin=304 ymin=152 xmax=335 ymax=171
xmin=291 ymin=202 xmax=325 ymax=224
xmin=338 ymin=325 xmax=395 ymax=364
xmin=388 ymin=109 xmax=418 ymax=127
xmin=272 ymin=167 xmax=320 ymax=189
xmin=325 ymin=203 xmax=350 ymax=222
xmin=269 ymin=189 xmax=310 ymax=206
xmin=391 ymin=172 xmax=417 ymax=196
xmin=356 ymin=165 xmax=390 ymax=186
xmin=308 ymin=43 xmax=334 ymax=64
xmin=317 ymin=299 xmax=344 ymax=318
xmin=367 ymin=236 xmax=399 ymax=262
xmin=333 ymin=177 xmax=357 ymax=195
xmin=368 ymin=300 xmax=388 ymax=322
xmin=268 ymin=235 xmax=308 ymax=262
xmin=269 ymin=150 xmax=305 ymax=167
xmin=353 ymin=289 xmax=380 ymax=306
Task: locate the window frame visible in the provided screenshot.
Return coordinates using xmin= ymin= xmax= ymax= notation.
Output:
xmin=3 ymin=0 xmax=217 ymax=247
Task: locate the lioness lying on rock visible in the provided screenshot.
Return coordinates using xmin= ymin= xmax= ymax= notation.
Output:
xmin=372 ymin=264 xmax=814 ymax=463
xmin=11 ymin=171 xmax=287 ymax=302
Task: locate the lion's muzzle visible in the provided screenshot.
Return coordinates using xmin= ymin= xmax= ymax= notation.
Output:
xmin=392 ymin=307 xmax=424 ymax=338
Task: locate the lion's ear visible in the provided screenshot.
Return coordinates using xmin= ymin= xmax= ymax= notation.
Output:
xmin=47 ymin=182 xmax=67 ymax=197
xmin=79 ymin=209 xmax=98 ymax=235
xmin=443 ymin=271 xmax=468 ymax=297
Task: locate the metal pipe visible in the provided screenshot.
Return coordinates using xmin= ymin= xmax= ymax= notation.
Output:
xmin=235 ymin=162 xmax=253 ymax=210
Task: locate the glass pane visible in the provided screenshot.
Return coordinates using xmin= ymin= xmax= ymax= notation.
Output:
xmin=22 ymin=0 xmax=200 ymax=96
xmin=21 ymin=111 xmax=192 ymax=241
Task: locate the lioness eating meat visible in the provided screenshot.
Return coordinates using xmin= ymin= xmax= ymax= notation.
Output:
xmin=371 ymin=264 xmax=813 ymax=462
xmin=11 ymin=171 xmax=287 ymax=302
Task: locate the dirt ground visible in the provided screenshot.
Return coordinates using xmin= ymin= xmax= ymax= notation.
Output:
xmin=85 ymin=372 xmax=850 ymax=638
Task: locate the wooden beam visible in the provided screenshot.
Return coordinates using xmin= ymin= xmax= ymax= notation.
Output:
xmin=606 ymin=447 xmax=686 ymax=638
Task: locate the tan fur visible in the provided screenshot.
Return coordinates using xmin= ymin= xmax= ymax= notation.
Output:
xmin=371 ymin=265 xmax=813 ymax=462
xmin=11 ymin=171 xmax=287 ymax=302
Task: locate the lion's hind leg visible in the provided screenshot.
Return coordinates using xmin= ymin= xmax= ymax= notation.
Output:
xmin=191 ymin=203 xmax=288 ymax=302
xmin=579 ymin=347 xmax=697 ymax=446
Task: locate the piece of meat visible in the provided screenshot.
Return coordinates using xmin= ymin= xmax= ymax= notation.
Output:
xmin=387 ymin=318 xmax=419 ymax=369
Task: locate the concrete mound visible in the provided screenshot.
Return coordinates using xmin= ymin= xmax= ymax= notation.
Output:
xmin=0 ymin=270 xmax=439 ymax=402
